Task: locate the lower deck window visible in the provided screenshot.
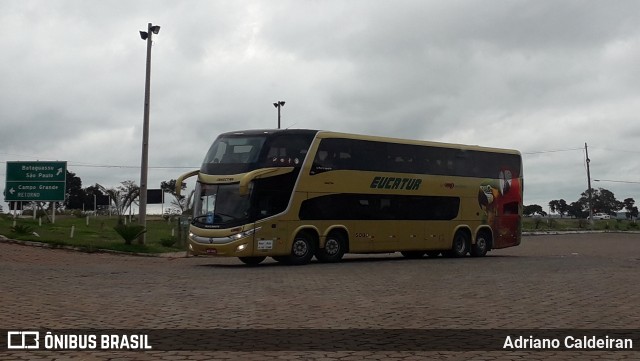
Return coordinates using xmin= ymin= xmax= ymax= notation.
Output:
xmin=299 ymin=194 xmax=460 ymax=221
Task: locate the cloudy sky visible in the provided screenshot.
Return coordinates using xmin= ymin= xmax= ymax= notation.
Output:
xmin=1 ymin=0 xmax=640 ymax=213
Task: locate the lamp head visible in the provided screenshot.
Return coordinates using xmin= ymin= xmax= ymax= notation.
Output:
xmin=139 ymin=31 xmax=148 ymax=40
xmin=150 ymin=25 xmax=161 ymax=34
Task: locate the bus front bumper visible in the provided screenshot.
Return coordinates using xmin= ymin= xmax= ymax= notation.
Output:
xmin=188 ymin=228 xmax=259 ymax=256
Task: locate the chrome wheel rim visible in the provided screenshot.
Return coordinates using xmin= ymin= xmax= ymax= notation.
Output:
xmin=325 ymin=238 xmax=340 ymax=256
xmin=293 ymin=239 xmax=308 ymax=257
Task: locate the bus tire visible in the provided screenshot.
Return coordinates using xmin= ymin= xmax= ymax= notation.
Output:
xmin=426 ymin=251 xmax=441 ymax=258
xmin=470 ymin=231 xmax=490 ymax=257
xmin=401 ymin=251 xmax=425 ymax=259
xmin=447 ymin=230 xmax=470 ymax=258
xmin=287 ymin=231 xmax=316 ymax=265
xmin=316 ymin=232 xmax=346 ymax=263
xmin=238 ymin=256 xmax=266 ymax=266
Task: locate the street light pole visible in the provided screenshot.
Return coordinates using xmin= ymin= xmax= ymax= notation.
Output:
xmin=273 ymin=101 xmax=285 ymax=129
xmin=138 ymin=23 xmax=160 ymax=244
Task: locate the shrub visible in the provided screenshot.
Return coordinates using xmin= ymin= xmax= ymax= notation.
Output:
xmin=11 ymin=224 xmax=33 ymax=235
xmin=71 ymin=210 xmax=87 ymax=218
xmin=160 ymin=237 xmax=177 ymax=248
xmin=113 ymin=224 xmax=147 ymax=245
xmin=577 ymin=219 xmax=587 ymax=229
xmin=533 ymin=218 xmax=543 ymax=229
xmin=548 ymin=218 xmax=556 ymax=229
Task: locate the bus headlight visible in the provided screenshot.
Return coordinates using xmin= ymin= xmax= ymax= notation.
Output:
xmin=228 ymin=227 xmax=261 ymax=241
xmin=236 ymin=243 xmax=248 ymax=252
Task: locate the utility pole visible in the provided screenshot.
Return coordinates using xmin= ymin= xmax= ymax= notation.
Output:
xmin=138 ymin=23 xmax=161 ymax=244
xmin=585 ymin=142 xmax=594 ymax=227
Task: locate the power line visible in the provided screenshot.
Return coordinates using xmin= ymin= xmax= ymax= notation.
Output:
xmin=0 ymin=160 xmax=197 ymax=170
xmin=590 ymin=147 xmax=640 ymax=154
xmin=69 ymin=164 xmax=197 ymax=169
xmin=522 ymin=147 xmax=584 ymax=155
xmin=594 ymin=179 xmax=640 ymax=184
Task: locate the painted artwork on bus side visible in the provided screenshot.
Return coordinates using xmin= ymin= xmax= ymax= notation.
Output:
xmin=478 ymin=168 xmax=522 ymax=248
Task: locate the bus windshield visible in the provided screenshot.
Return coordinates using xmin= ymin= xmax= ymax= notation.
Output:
xmin=201 ymin=135 xmax=267 ymax=175
xmin=200 ymin=131 xmax=317 ymax=175
xmin=193 ymin=183 xmax=250 ymax=228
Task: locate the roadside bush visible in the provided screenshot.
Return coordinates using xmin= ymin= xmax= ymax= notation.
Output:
xmin=113 ymin=224 xmax=147 ymax=245
xmin=160 ymin=237 xmax=177 ymax=248
xmin=11 ymin=224 xmax=33 ymax=235
xmin=547 ymin=218 xmax=556 ymax=229
xmin=577 ymin=219 xmax=587 ymax=229
xmin=533 ymin=218 xmax=543 ymax=229
xmin=71 ymin=210 xmax=87 ymax=218
xmin=615 ymin=219 xmax=622 ymax=230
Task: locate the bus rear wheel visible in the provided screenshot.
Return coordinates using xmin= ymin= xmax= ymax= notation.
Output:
xmin=287 ymin=231 xmax=316 ymax=265
xmin=316 ymin=233 xmax=346 ymax=263
xmin=470 ymin=231 xmax=490 ymax=257
xmin=238 ymin=256 xmax=266 ymax=266
xmin=446 ymin=231 xmax=469 ymax=258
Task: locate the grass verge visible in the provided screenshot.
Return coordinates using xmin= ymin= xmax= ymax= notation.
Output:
xmin=0 ymin=214 xmax=187 ymax=254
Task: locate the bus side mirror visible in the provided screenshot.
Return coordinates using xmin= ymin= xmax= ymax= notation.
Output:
xmin=176 ymin=170 xmax=199 ymax=197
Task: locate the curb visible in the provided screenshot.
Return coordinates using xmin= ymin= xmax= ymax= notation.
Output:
xmin=0 ymin=237 xmax=189 ymax=258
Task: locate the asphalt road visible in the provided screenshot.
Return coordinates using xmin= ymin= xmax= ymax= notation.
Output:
xmin=1 ymin=232 xmax=639 ymax=360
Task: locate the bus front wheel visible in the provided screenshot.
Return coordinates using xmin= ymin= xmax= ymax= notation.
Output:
xmin=287 ymin=231 xmax=317 ymax=265
xmin=316 ymin=233 xmax=346 ymax=263
xmin=238 ymin=256 xmax=266 ymax=266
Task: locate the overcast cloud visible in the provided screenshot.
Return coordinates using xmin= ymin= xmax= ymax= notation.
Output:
xmin=2 ymin=0 xmax=640 ymax=212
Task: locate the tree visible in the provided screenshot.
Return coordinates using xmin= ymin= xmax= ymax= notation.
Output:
xmin=567 ymin=201 xmax=588 ymax=219
xmin=64 ymin=170 xmax=85 ymax=210
xmin=579 ymin=188 xmax=623 ymax=215
xmin=623 ymin=198 xmax=639 ymax=220
xmin=523 ymin=204 xmax=547 ymax=217
xmin=99 ymin=181 xmax=140 ymax=220
xmin=548 ymin=199 xmax=569 ymax=218
xmin=161 ymin=179 xmax=189 ymax=214
xmin=83 ymin=184 xmax=109 ymax=213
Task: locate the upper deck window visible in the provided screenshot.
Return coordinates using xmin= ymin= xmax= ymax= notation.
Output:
xmin=310 ymin=138 xmax=521 ymax=178
xmin=201 ymin=132 xmax=316 ymax=175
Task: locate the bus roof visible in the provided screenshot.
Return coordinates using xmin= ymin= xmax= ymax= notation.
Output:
xmin=219 ymin=129 xmax=520 ymax=156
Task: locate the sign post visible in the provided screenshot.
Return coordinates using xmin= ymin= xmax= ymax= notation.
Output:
xmin=5 ymin=162 xmax=67 ymax=221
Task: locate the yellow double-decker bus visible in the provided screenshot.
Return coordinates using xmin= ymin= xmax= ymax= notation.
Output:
xmin=177 ymin=129 xmax=522 ymax=265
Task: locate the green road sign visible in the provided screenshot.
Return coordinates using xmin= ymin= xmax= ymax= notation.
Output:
xmin=5 ymin=161 xmax=67 ymax=202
